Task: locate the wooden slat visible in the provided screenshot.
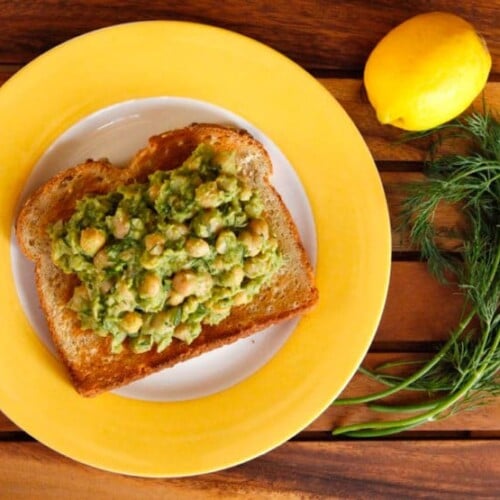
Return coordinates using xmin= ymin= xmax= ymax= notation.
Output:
xmin=0 ymin=412 xmax=18 ymax=432
xmin=0 ymin=67 xmax=14 ymax=84
xmin=376 ymin=262 xmax=465 ymax=343
xmin=381 ymin=171 xmax=466 ymax=253
xmin=2 ymin=354 xmax=497 ymax=434
xmin=1 ymin=65 xmax=498 ymax=166
xmin=321 ymin=79 xmax=500 ymax=161
xmin=309 ymin=353 xmax=500 ymax=432
xmin=1 ymin=68 xmax=498 ymax=166
xmin=0 ymin=440 xmax=498 ymax=498
xmin=0 ymin=1 xmax=499 ymax=74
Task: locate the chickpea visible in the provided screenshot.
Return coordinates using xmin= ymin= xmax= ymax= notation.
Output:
xmin=244 ymin=255 xmax=268 ymax=278
xmin=93 ymin=249 xmax=108 ymax=269
xmin=221 ymin=266 xmax=245 ymax=288
xmin=238 ymin=230 xmax=262 ymax=257
xmin=186 ymin=157 xmax=202 ymax=170
xmin=233 ymin=291 xmax=250 ymax=306
xmin=116 ymin=281 xmax=135 ymax=307
xmin=111 ymin=209 xmax=130 ymax=239
xmin=140 ymin=253 xmax=161 ymax=270
xmin=215 ymin=230 xmax=236 ymax=254
xmin=239 ymin=182 xmax=252 ymax=201
xmin=217 ymin=173 xmax=238 ymax=192
xmin=193 ymin=209 xmax=223 ymax=238
xmin=214 ymin=150 xmax=237 ymax=174
xmin=119 ymin=248 xmax=135 ymax=262
xmin=130 ymin=333 xmax=153 ymax=354
xmin=149 ymin=311 xmax=174 ymax=333
xmin=173 ymin=323 xmax=192 ymax=342
xmin=172 ymin=270 xmax=198 ymax=297
xmin=128 ymin=218 xmax=146 ymax=241
xmin=213 ymin=255 xmax=229 ymax=271
xmin=195 ymin=181 xmax=222 ymax=208
xmin=186 ymin=237 xmax=210 ymax=258
xmin=144 ymin=232 xmax=165 ymax=255
xmin=215 ymin=238 xmax=227 ymax=255
xmin=182 ymin=296 xmax=199 ymax=316
xmin=80 ymin=228 xmax=106 ymax=256
xmin=139 ymin=272 xmax=161 ymax=298
xmin=248 ymin=219 xmax=269 ymax=239
xmin=244 ymin=195 xmax=264 ymax=218
xmin=206 ymin=215 xmax=223 ymax=236
xmin=195 ymin=272 xmax=213 ymax=297
xmin=167 ymin=291 xmax=185 ymax=306
xmin=211 ymin=302 xmax=231 ymax=316
xmin=69 ymin=255 xmax=86 ymax=272
xmin=100 ymin=280 xmax=113 ymax=294
xmin=164 ymin=223 xmax=188 ymax=241
xmin=120 ymin=311 xmax=143 ymax=334
xmin=69 ymin=285 xmax=89 ymax=310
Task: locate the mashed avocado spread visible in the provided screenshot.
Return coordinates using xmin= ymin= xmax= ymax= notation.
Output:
xmin=49 ymin=144 xmax=282 ymax=354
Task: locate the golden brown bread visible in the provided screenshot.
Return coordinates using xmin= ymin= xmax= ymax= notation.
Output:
xmin=16 ymin=124 xmax=318 ymax=396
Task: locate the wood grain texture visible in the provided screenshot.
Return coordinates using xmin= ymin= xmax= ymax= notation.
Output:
xmin=1 ymin=6 xmax=499 ymax=493
xmin=376 ymin=262 xmax=465 ymax=343
xmin=0 ymin=66 xmax=14 ymax=84
xmin=0 ymin=440 xmax=498 ymax=498
xmin=0 ymin=69 xmax=498 ymax=165
xmin=381 ymin=172 xmax=467 ymax=253
xmin=1 ymin=260 xmax=496 ymax=434
xmin=0 ymin=412 xmax=18 ymax=432
xmin=4 ymin=353 xmax=499 ymax=435
xmin=320 ymin=79 xmax=500 ymax=161
xmin=3 ymin=354 xmax=498 ymax=434
xmin=310 ymin=353 xmax=500 ymax=432
xmin=0 ymin=0 xmax=499 ymax=75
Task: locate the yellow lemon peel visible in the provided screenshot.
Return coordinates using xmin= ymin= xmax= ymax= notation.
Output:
xmin=364 ymin=12 xmax=492 ymax=131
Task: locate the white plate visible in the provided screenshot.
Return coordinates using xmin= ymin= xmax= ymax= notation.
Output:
xmin=11 ymin=96 xmax=317 ymax=402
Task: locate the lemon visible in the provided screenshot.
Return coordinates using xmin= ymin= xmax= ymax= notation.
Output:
xmin=364 ymin=12 xmax=491 ymax=131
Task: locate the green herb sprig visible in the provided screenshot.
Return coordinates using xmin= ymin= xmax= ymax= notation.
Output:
xmin=331 ymin=110 xmax=500 ymax=438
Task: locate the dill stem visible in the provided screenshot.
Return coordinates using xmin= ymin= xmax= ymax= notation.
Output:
xmin=339 ymin=422 xmax=425 ymax=438
xmin=333 ymin=273 xmax=497 ymax=433
xmin=368 ymin=399 xmax=443 ymax=413
xmin=332 ymin=309 xmax=476 ymax=406
xmin=482 ymin=238 xmax=500 ymax=298
xmin=332 ymin=325 xmax=500 ymax=436
xmin=332 ymin=112 xmax=500 ymax=438
xmin=358 ymin=367 xmax=436 ymax=392
xmin=374 ymin=359 xmax=427 ymax=371
xmin=449 ymin=163 xmax=500 ymax=184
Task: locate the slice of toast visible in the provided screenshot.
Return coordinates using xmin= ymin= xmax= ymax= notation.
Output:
xmin=16 ymin=124 xmax=318 ymax=396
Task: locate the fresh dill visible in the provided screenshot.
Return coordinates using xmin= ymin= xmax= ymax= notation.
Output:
xmin=331 ymin=110 xmax=500 ymax=437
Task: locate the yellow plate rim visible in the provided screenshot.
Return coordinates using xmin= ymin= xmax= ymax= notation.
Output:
xmin=0 ymin=21 xmax=391 ymax=477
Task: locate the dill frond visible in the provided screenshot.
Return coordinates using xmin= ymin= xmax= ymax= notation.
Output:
xmin=332 ymin=109 xmax=500 ymax=436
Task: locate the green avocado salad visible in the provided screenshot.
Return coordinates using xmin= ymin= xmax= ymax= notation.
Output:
xmin=49 ymin=144 xmax=282 ymax=354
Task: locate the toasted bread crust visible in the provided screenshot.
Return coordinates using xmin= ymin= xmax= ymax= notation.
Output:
xmin=16 ymin=124 xmax=318 ymax=396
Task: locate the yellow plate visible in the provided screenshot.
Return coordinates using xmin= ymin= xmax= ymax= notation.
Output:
xmin=0 ymin=21 xmax=391 ymax=477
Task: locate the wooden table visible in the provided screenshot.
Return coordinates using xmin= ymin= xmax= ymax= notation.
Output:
xmin=1 ymin=1 xmax=499 ymax=497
